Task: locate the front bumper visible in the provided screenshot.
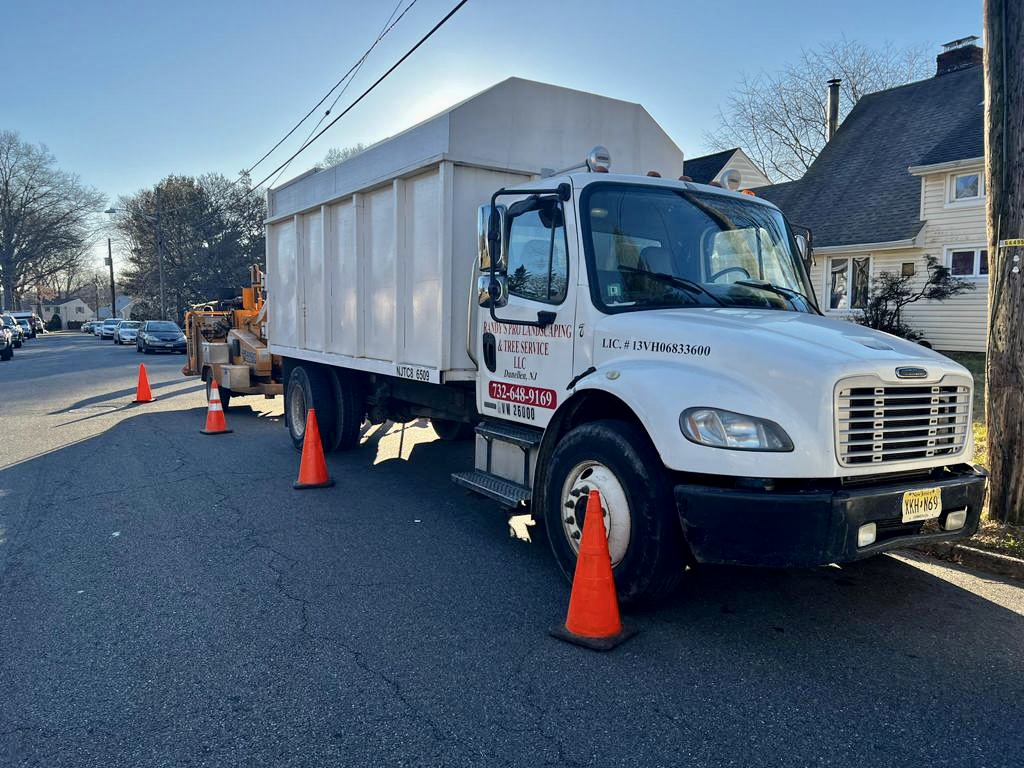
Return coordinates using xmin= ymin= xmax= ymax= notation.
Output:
xmin=675 ymin=465 xmax=987 ymax=568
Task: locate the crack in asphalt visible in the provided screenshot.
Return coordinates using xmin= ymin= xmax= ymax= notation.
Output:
xmin=241 ymin=533 xmax=452 ymax=764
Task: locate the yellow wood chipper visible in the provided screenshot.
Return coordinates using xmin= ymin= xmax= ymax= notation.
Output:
xmin=181 ymin=265 xmax=283 ymax=409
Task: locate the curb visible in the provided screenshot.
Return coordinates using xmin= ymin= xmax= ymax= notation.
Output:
xmin=914 ymin=542 xmax=1024 ymax=582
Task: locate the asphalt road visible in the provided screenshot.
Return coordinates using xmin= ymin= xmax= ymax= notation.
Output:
xmin=1 ymin=332 xmax=1022 ymax=768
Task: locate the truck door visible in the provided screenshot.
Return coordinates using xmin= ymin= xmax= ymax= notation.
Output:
xmin=477 ymin=193 xmax=577 ymax=428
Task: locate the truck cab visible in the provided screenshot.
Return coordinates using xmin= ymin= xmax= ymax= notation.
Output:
xmin=457 ymin=159 xmax=984 ymax=604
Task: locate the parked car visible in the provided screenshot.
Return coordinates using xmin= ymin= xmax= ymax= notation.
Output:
xmin=2 ymin=314 xmax=24 ymax=347
xmin=137 ymin=320 xmax=187 ymax=354
xmin=9 ymin=311 xmax=40 ymax=337
xmin=81 ymin=320 xmax=95 ymax=333
xmin=99 ymin=317 xmax=120 ymax=339
xmin=0 ymin=323 xmax=13 ymax=360
xmin=93 ymin=320 xmax=106 ymax=336
xmin=114 ymin=320 xmax=141 ymax=345
xmin=17 ymin=318 xmax=33 ymax=338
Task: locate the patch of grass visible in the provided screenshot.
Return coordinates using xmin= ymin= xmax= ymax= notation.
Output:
xmin=940 ymin=350 xmax=987 ymax=469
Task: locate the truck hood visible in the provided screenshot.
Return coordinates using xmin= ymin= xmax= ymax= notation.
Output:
xmin=586 ymin=308 xmax=973 ymax=479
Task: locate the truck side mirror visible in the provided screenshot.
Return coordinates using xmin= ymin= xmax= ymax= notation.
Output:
xmin=477 ymin=274 xmax=508 ymax=308
xmin=794 ymin=233 xmax=807 ymax=260
xmin=794 ymin=233 xmax=814 ymax=268
xmin=478 ymin=203 xmax=507 ymax=272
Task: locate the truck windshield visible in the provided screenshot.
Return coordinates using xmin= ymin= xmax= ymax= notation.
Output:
xmin=581 ymin=183 xmax=816 ymax=313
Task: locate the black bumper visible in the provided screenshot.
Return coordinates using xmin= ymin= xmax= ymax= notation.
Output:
xmin=675 ymin=466 xmax=987 ymax=568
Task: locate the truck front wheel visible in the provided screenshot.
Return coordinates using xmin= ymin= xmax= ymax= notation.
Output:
xmin=542 ymin=419 xmax=687 ymax=608
xmin=285 ymin=363 xmax=338 ymax=452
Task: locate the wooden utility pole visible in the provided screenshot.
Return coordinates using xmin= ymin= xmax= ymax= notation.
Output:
xmin=984 ymin=0 xmax=1024 ymax=524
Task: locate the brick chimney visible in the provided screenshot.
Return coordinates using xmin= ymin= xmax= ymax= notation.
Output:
xmin=936 ymin=36 xmax=983 ymax=76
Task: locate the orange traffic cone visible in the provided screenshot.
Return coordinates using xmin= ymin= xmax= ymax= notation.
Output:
xmin=133 ymin=363 xmax=155 ymax=403
xmin=550 ymin=490 xmax=636 ymax=651
xmin=293 ymin=408 xmax=334 ymax=489
xmin=200 ymin=378 xmax=232 ymax=435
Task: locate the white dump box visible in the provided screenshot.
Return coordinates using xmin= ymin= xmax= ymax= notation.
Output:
xmin=265 ymin=77 xmax=684 ymax=384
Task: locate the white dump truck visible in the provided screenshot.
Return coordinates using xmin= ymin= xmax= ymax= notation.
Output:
xmin=266 ymin=78 xmax=986 ymax=605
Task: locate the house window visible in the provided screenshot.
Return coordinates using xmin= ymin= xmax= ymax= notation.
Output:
xmin=948 ymin=247 xmax=989 ymax=277
xmin=76 ymin=306 xmax=84 ymax=314
xmin=950 ymin=171 xmax=984 ymax=202
xmin=828 ymin=256 xmax=870 ymax=310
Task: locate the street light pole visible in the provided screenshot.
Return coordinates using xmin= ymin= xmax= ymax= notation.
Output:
xmin=105 ymin=238 xmax=117 ymax=318
xmin=156 ymin=187 xmax=165 ymax=320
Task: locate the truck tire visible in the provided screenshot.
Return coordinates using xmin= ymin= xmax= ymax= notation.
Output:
xmin=430 ymin=418 xmax=474 ymax=441
xmin=542 ymin=419 xmax=687 ymax=608
xmin=285 ymin=363 xmax=338 ymax=452
xmin=328 ymin=369 xmax=364 ymax=452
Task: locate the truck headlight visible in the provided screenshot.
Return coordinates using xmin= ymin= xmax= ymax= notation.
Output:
xmin=680 ymin=408 xmax=793 ymax=452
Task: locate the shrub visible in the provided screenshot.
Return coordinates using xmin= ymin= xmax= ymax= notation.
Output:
xmin=857 ymin=255 xmax=974 ymax=342
xmin=46 ymin=312 xmax=62 ymax=331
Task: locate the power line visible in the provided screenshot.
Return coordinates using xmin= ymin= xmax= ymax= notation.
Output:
xmin=253 ymin=0 xmax=471 ymax=190
xmin=143 ymin=0 xmax=418 ymax=222
xmin=246 ymin=0 xmax=412 ymax=178
xmin=267 ymin=0 xmax=417 ymax=188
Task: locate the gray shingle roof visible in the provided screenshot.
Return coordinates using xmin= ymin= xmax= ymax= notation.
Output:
xmin=683 ymin=149 xmax=738 ymax=184
xmin=757 ymin=65 xmax=983 ymax=248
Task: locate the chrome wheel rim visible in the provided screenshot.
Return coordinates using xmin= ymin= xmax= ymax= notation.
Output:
xmin=289 ymin=385 xmax=307 ymax=437
xmin=560 ymin=460 xmax=631 ymax=567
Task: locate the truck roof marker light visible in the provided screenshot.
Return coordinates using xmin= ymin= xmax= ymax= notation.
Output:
xmin=586 ymin=146 xmax=611 ymax=173
xmin=741 ymin=189 xmax=757 ymax=196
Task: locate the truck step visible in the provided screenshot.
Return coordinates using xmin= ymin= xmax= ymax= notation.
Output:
xmin=475 ymin=420 xmax=543 ymax=448
xmin=452 ymin=470 xmax=532 ymax=507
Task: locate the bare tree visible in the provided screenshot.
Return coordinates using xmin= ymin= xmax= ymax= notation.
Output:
xmin=0 ymin=131 xmax=105 ymax=310
xmin=706 ymin=40 xmax=932 ymax=182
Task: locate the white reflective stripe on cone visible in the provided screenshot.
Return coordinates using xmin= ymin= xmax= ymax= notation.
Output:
xmin=208 ymin=401 xmax=222 ymax=411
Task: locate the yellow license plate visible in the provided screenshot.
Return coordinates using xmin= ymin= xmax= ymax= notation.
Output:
xmin=902 ymin=487 xmax=942 ymax=523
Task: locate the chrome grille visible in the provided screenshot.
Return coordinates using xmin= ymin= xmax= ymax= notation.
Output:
xmin=835 ymin=377 xmax=971 ymax=467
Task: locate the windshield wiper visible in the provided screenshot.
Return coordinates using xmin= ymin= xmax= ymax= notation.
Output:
xmin=618 ymin=265 xmax=726 ymax=307
xmin=733 ymin=279 xmax=821 ymax=314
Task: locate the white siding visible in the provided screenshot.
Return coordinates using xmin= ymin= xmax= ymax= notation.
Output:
xmin=715 ymin=151 xmax=771 ymax=189
xmin=913 ymin=165 xmax=988 ymax=352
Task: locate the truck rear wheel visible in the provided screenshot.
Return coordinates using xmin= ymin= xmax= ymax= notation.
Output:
xmin=430 ymin=418 xmax=474 ymax=441
xmin=285 ymin=363 xmax=338 ymax=452
xmin=328 ymin=369 xmax=365 ymax=452
xmin=542 ymin=419 xmax=687 ymax=608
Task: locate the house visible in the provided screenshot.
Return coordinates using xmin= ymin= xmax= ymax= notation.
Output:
xmin=40 ymin=296 xmax=95 ymax=324
xmin=683 ymin=148 xmax=771 ymax=189
xmin=757 ymin=38 xmax=986 ymax=352
xmin=97 ymin=294 xmax=135 ymax=320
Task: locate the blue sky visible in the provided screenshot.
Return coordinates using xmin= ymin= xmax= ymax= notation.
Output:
xmin=2 ymin=0 xmax=981 ymax=207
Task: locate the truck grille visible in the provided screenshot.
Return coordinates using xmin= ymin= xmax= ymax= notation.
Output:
xmin=835 ymin=377 xmax=971 ymax=467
